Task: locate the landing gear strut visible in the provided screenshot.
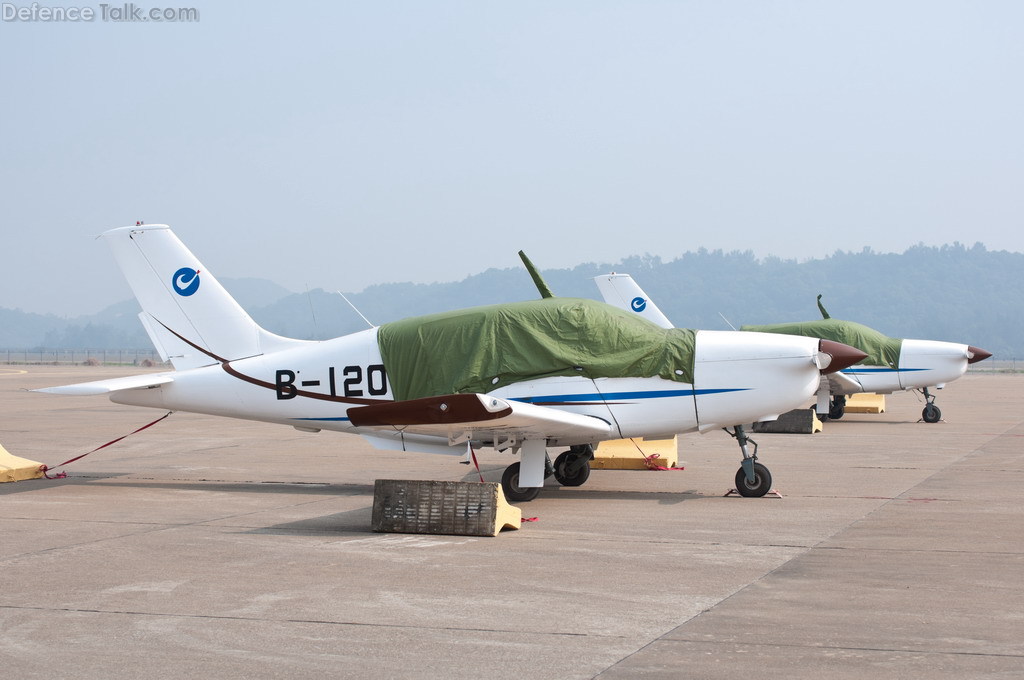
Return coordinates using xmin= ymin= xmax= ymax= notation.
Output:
xmin=501 ymin=444 xmax=597 ymax=503
xmin=501 ymin=457 xmax=552 ymax=503
xmin=920 ymin=387 xmax=942 ymax=423
xmin=725 ymin=425 xmax=772 ymax=497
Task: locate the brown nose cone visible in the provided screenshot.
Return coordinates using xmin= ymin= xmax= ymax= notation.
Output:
xmin=818 ymin=339 xmax=868 ymax=374
xmin=967 ymin=346 xmax=992 ymax=364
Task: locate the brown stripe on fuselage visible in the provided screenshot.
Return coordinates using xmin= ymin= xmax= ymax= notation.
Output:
xmin=155 ymin=318 xmax=388 ymax=406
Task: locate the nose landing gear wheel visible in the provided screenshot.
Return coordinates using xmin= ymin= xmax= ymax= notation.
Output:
xmin=922 ymin=403 xmax=942 ymax=423
xmin=501 ymin=462 xmax=542 ymax=502
xmin=920 ymin=387 xmax=942 ymax=423
xmin=734 ymin=462 xmax=772 ymax=498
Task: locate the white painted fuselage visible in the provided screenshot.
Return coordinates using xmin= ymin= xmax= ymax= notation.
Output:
xmin=836 ymin=339 xmax=975 ymax=395
xmin=111 ymin=326 xmax=828 ymax=451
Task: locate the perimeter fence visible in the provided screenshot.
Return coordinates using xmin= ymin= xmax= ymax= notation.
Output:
xmin=0 ymin=349 xmax=168 ymax=366
xmin=968 ymin=359 xmax=1021 ymax=373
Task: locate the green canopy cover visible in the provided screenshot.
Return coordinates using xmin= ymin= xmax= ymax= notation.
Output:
xmin=741 ymin=319 xmax=902 ymax=370
xmin=378 ymin=298 xmax=697 ymax=401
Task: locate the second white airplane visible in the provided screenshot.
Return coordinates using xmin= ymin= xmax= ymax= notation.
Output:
xmin=595 ymin=274 xmax=991 ymax=424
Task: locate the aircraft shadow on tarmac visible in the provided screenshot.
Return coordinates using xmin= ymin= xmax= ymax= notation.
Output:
xmin=522 ymin=486 xmax=706 ymax=505
xmin=468 ymin=466 xmax=708 ymax=505
xmin=0 ymin=476 xmax=376 ymax=497
xmin=2 ymin=472 xmax=723 ymax=539
xmin=248 ymin=508 xmax=377 ymax=536
xmin=250 ymin=487 xmax=710 ymax=537
xmin=825 ymin=416 xmax=947 ymax=425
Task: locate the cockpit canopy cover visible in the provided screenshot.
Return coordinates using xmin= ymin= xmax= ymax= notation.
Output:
xmin=741 ymin=319 xmax=902 ymax=370
xmin=378 ymin=298 xmax=697 ymax=401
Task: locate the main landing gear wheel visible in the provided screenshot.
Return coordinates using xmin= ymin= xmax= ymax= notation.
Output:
xmin=501 ymin=462 xmax=542 ymax=503
xmin=734 ymin=462 xmax=772 ymax=498
xmin=552 ymin=446 xmax=593 ymax=487
xmin=828 ymin=395 xmax=846 ymax=420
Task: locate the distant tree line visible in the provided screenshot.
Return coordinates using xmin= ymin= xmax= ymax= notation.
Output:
xmin=2 ymin=242 xmax=1019 ymax=359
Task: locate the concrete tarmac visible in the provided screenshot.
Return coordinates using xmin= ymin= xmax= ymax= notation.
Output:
xmin=1 ymin=366 xmax=1022 ymax=679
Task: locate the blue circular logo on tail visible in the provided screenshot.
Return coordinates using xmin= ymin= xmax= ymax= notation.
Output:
xmin=172 ymin=267 xmax=200 ymax=296
xmin=631 ymin=296 xmax=647 ymax=312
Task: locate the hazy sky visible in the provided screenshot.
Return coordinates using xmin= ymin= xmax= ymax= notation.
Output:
xmin=3 ymin=1 xmax=1022 ymax=316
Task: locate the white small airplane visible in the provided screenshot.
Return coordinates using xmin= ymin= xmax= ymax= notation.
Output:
xmin=37 ymin=226 xmax=866 ymax=501
xmin=595 ymin=274 xmax=992 ymax=424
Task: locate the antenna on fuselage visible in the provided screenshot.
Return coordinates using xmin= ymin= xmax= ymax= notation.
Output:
xmin=305 ymin=284 xmax=321 ymax=339
xmin=518 ymin=250 xmax=555 ymax=299
xmin=335 ymin=290 xmax=376 ymax=329
xmin=816 ymin=294 xmax=831 ymax=320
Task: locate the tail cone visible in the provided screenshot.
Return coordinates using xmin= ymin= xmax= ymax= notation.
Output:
xmin=818 ymin=339 xmax=868 ymax=374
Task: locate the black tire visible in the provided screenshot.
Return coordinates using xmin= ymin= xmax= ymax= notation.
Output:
xmin=734 ymin=463 xmax=772 ymax=498
xmin=552 ymin=451 xmax=591 ymax=487
xmin=828 ymin=397 xmax=846 ymax=420
xmin=501 ymin=462 xmax=542 ymax=502
xmin=922 ymin=404 xmax=941 ymax=423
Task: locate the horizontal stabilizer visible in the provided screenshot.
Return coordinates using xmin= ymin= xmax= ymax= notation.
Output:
xmin=33 ymin=373 xmax=174 ymax=396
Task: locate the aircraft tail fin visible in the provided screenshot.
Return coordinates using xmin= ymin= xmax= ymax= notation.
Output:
xmin=102 ymin=225 xmax=307 ymax=369
xmin=593 ymin=273 xmax=675 ymax=329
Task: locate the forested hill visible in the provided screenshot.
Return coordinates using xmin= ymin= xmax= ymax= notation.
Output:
xmin=3 ymin=242 xmax=1021 ymax=359
xmin=349 ymin=242 xmax=1020 ymax=358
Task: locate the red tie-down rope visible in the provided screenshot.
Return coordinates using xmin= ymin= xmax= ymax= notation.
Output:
xmin=469 ymin=444 xmax=485 ymax=483
xmin=629 ymin=439 xmax=686 ymax=471
xmin=40 ymin=411 xmax=174 ymax=479
xmin=469 ymin=443 xmax=538 ymax=522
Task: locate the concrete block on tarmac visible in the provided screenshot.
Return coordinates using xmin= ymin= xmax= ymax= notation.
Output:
xmin=846 ymin=392 xmax=886 ymax=413
xmin=752 ymin=408 xmax=823 ymax=434
xmin=0 ymin=443 xmax=44 ymax=483
xmin=372 ymin=479 xmax=522 ymax=537
xmin=592 ymin=437 xmax=679 ymax=469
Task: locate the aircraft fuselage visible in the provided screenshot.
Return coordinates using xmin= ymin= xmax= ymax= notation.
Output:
xmin=836 ymin=339 xmax=975 ymax=394
xmin=111 ymin=327 xmax=828 ymax=450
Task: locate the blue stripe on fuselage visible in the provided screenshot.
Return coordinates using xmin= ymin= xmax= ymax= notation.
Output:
xmin=291 ymin=388 xmax=749 ymax=422
xmin=842 ymin=367 xmax=928 ymax=374
xmin=513 ymin=388 xmax=748 ymax=404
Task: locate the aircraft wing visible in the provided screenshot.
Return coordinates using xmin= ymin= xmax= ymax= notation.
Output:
xmin=33 ymin=373 xmax=174 ymax=396
xmin=347 ymin=393 xmax=614 ymax=445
